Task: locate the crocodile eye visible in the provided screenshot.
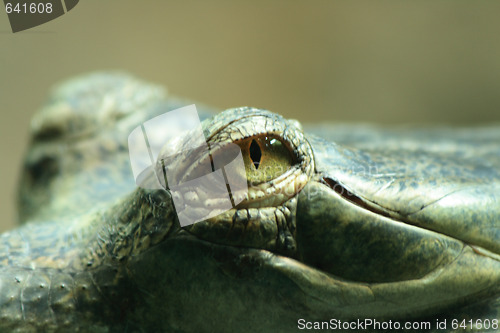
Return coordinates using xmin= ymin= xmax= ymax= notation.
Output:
xmin=237 ymin=136 xmax=295 ymax=186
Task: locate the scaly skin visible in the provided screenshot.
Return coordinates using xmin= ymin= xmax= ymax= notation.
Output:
xmin=1 ymin=72 xmax=499 ymax=332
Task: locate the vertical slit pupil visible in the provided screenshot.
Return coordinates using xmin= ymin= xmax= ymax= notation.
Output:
xmin=249 ymin=139 xmax=262 ymax=169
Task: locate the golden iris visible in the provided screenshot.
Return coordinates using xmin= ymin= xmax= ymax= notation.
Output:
xmin=237 ymin=136 xmax=295 ymax=185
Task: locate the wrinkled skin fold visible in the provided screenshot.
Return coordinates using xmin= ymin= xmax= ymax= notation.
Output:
xmin=0 ymin=72 xmax=498 ymax=332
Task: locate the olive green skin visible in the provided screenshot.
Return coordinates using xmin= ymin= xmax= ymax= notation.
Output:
xmin=1 ymin=73 xmax=499 ymax=332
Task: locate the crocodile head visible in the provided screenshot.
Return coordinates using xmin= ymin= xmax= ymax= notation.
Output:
xmin=12 ymin=73 xmax=500 ymax=332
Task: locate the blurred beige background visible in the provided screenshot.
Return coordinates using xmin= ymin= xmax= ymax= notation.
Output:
xmin=1 ymin=1 xmax=500 ymax=232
